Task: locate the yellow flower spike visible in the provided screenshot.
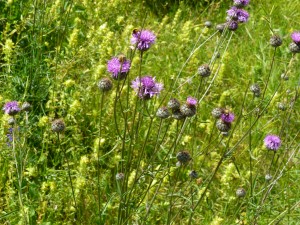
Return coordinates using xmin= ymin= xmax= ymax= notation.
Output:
xmin=69 ymin=100 xmax=81 ymax=114
xmin=64 ymin=79 xmax=75 ymax=88
xmin=210 ymin=216 xmax=224 ymax=225
xmin=38 ymin=116 xmax=49 ymax=127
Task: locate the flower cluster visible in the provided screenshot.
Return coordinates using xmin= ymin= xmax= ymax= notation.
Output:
xmin=225 ymin=0 xmax=250 ymax=31
xmin=131 ymin=29 xmax=156 ymax=51
xmin=162 ymin=97 xmax=197 ymax=120
xmin=212 ymin=108 xmax=235 ymax=135
xmin=131 ymin=76 xmax=163 ymax=100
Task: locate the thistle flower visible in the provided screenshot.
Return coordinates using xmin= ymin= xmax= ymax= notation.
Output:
xmin=107 ymin=55 xmax=131 ymax=80
xmin=176 ymin=151 xmax=192 ymax=164
xmin=131 ymin=76 xmax=163 ymax=99
xmin=167 ymin=98 xmax=180 ymax=111
xmin=156 ymin=107 xmax=170 ymax=119
xmin=264 ymin=135 xmax=281 ymax=151
xmin=236 ymin=187 xmax=246 ymax=197
xmin=211 ymin=108 xmax=224 ymax=119
xmin=131 ymin=29 xmax=156 ymax=51
xmin=3 ymin=101 xmax=20 ymax=116
xmin=98 ymin=77 xmax=113 ymax=92
xmin=291 ymin=31 xmax=300 ymax=44
xmin=233 ymin=0 xmax=250 ymax=7
xmin=198 ymin=64 xmax=211 ymax=77
xmin=270 ymin=35 xmax=282 ymax=47
xmin=227 ymin=7 xmax=249 ymax=23
xmin=221 ymin=111 xmax=235 ymax=123
xmin=51 ymin=119 xmax=65 ymax=133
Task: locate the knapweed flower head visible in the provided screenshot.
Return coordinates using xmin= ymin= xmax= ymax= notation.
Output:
xmin=264 ymin=134 xmax=281 ymax=151
xmin=131 ymin=76 xmax=163 ymax=99
xmin=270 ymin=35 xmax=282 ymax=47
xmin=98 ymin=77 xmax=113 ymax=92
xmin=156 ymin=107 xmax=170 ymax=119
xmin=131 ymin=29 xmax=156 ymax=51
xmin=236 ymin=187 xmax=246 ymax=197
xmin=176 ymin=151 xmax=192 ymax=164
xmin=51 ymin=119 xmax=65 ymax=133
xmin=228 ymin=21 xmax=238 ymax=31
xmin=3 ymin=101 xmax=20 ymax=116
xmin=107 ymin=55 xmax=131 ymax=80
xmin=233 ymin=0 xmax=250 ymax=7
xmin=21 ymin=102 xmax=31 ymax=112
xmin=221 ymin=111 xmax=235 ymax=123
xmin=211 ymin=107 xmax=224 ymax=119
xmin=291 ymin=31 xmax=300 ymax=44
xmin=186 ymin=97 xmax=197 ymax=107
xmin=168 ymin=98 xmax=180 ymax=111
xmin=227 ymin=7 xmax=249 ymax=23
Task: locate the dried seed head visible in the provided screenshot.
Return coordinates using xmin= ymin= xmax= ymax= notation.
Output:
xmin=167 ymin=98 xmax=180 ymax=111
xmin=216 ymin=119 xmax=231 ymax=132
xmin=250 ymin=83 xmax=261 ymax=97
xmin=198 ymin=64 xmax=211 ymax=77
xmin=51 ymin=119 xmax=65 ymax=133
xmin=98 ymin=78 xmax=113 ymax=92
xmin=236 ymin=187 xmax=246 ymax=197
xmin=211 ymin=107 xmax=224 ymax=119
xmin=289 ymin=42 xmax=300 ymax=53
xmin=270 ymin=35 xmax=282 ymax=47
xmin=176 ymin=151 xmax=192 ymax=164
xmin=156 ymin=107 xmax=170 ymax=119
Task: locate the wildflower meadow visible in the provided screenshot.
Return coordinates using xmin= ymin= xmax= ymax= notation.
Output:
xmin=0 ymin=0 xmax=299 ymax=224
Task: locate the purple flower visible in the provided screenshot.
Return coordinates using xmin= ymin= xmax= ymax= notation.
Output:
xmin=3 ymin=101 xmax=20 ymax=116
xmin=228 ymin=21 xmax=239 ymax=31
xmin=291 ymin=31 xmax=300 ymax=44
xmin=264 ymin=135 xmax=281 ymax=151
xmin=227 ymin=7 xmax=249 ymax=23
xmin=107 ymin=56 xmax=131 ymax=80
xmin=233 ymin=0 xmax=250 ymax=7
xmin=131 ymin=76 xmax=163 ymax=99
xmin=186 ymin=97 xmax=197 ymax=107
xmin=131 ymin=29 xmax=156 ymax=51
xmin=221 ymin=112 xmax=235 ymax=123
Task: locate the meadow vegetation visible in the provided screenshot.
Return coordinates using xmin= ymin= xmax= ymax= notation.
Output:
xmin=0 ymin=0 xmax=299 ymax=224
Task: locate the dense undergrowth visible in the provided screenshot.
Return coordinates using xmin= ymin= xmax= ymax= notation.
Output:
xmin=0 ymin=0 xmax=299 ymax=224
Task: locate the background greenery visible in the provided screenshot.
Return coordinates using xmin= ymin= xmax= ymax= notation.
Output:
xmin=0 ymin=0 xmax=299 ymax=224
